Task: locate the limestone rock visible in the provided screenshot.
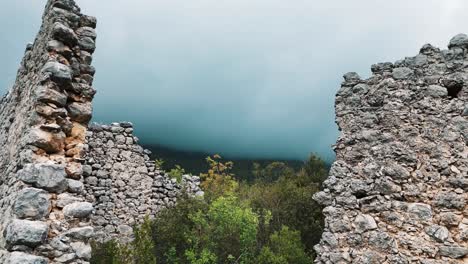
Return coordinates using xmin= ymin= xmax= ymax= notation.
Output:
xmin=67 ymin=179 xmax=84 ymax=193
xmin=392 ymin=67 xmax=414 ymax=79
xmin=425 ymin=225 xmax=449 ymax=242
xmin=354 ymin=214 xmax=377 ymax=233
xmin=448 ymin=33 xmax=468 ymax=49
xmin=63 ymin=202 xmax=93 ymax=218
xmin=7 ymin=252 xmax=48 ymax=264
xmin=41 ymin=61 xmax=72 ymax=83
xmin=17 ymin=163 xmax=68 ymax=193
xmin=67 ymin=102 xmax=92 ymax=123
xmin=5 ymin=220 xmax=48 ymax=249
xmin=71 ymin=242 xmax=91 ymax=260
xmin=34 ymin=86 xmax=67 ymax=107
xmin=27 ymin=127 xmax=66 ymax=153
xmin=64 ymin=226 xmax=94 ymax=240
xmin=51 ymin=22 xmax=78 ymax=45
xmin=439 ymin=245 xmax=468 ymax=259
xmin=13 ymin=188 xmax=50 ymax=220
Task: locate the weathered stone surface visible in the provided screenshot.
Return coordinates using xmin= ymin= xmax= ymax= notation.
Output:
xmin=13 ymin=188 xmax=50 ymax=219
xmin=425 ymin=225 xmax=449 ymax=242
xmin=408 ymin=203 xmax=432 ymax=220
xmin=64 ymin=226 xmax=94 ymax=240
xmin=76 ymin=27 xmax=97 ymax=39
xmin=7 ymin=252 xmax=48 ymax=264
xmin=51 ymin=22 xmax=77 ymax=45
xmin=27 ymin=127 xmax=66 ymax=153
xmin=78 ymin=37 xmax=96 ymax=52
xmin=70 ymin=242 xmax=91 ymax=260
xmin=5 ymin=220 xmax=48 ymax=249
xmin=34 ymin=86 xmax=67 ymax=107
xmin=67 ymin=179 xmax=84 ymax=193
xmin=314 ymin=35 xmax=468 ymax=263
xmin=67 ymin=102 xmax=92 ymax=123
xmin=439 ymin=246 xmax=468 ymax=259
xmin=63 ymin=202 xmax=93 ymax=218
xmin=354 ymin=214 xmax=377 ymax=233
xmin=448 ymin=33 xmax=468 ymax=49
xmin=392 ymin=67 xmax=414 ymax=79
xmin=426 ymin=85 xmax=448 ymax=97
xmin=41 ymin=61 xmax=72 ymax=83
xmin=18 ymin=163 xmax=68 ymax=193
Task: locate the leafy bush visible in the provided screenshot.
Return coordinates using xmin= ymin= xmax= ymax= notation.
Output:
xmin=200 ymin=155 xmax=238 ymax=201
xmin=169 ymin=165 xmax=185 ymax=183
xmin=256 ymin=226 xmax=311 ymax=264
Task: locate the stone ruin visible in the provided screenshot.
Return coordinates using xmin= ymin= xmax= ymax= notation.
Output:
xmin=0 ymin=0 xmax=467 ymax=264
xmin=313 ymin=37 xmax=468 ymax=262
xmin=0 ymin=0 xmax=201 ymax=263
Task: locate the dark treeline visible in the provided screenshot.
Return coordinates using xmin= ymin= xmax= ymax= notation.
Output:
xmin=144 ymin=144 xmax=308 ymax=181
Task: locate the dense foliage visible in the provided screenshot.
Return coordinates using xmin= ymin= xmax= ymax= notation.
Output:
xmin=91 ymin=154 xmax=327 ymax=264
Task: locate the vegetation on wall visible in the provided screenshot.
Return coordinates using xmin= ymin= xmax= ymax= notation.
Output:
xmin=91 ymin=154 xmax=327 ymax=264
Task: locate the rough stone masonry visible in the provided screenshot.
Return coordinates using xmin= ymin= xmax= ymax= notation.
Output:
xmin=313 ymin=37 xmax=468 ymax=262
xmin=0 ymin=0 xmax=201 ymax=263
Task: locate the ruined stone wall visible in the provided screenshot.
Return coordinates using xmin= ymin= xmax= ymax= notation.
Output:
xmin=0 ymin=2 xmax=202 ymax=262
xmin=314 ymin=37 xmax=468 ymax=263
xmin=0 ymin=0 xmax=98 ymax=263
xmin=83 ymin=122 xmax=202 ymax=242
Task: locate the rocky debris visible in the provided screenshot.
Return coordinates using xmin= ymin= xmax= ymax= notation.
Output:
xmin=13 ymin=188 xmax=50 ymax=220
xmin=314 ymin=34 xmax=468 ymax=263
xmin=5 ymin=220 xmax=48 ymax=249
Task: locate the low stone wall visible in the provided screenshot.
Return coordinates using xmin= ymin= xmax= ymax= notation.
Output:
xmin=313 ymin=37 xmax=468 ymax=263
xmin=83 ymin=122 xmax=202 ymax=242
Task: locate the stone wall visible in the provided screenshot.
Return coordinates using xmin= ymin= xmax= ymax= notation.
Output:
xmin=313 ymin=37 xmax=468 ymax=263
xmin=83 ymin=122 xmax=202 ymax=242
xmin=0 ymin=0 xmax=201 ymax=263
xmin=0 ymin=0 xmax=98 ymax=263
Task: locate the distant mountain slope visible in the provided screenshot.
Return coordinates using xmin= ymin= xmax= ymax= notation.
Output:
xmin=144 ymin=144 xmax=306 ymax=181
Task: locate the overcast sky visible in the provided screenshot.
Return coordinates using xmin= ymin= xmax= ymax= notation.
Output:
xmin=1 ymin=0 xmax=467 ymax=161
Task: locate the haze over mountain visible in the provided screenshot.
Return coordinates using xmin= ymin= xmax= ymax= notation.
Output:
xmin=1 ymin=0 xmax=468 ymax=162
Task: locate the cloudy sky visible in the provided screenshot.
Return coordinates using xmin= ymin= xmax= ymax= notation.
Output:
xmin=1 ymin=0 xmax=467 ymax=161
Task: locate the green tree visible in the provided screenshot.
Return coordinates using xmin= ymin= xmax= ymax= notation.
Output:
xmin=153 ymin=195 xmax=208 ymax=263
xmin=186 ymin=195 xmax=259 ymax=264
xmin=257 ymin=226 xmax=311 ymax=264
xmin=200 ymin=155 xmax=238 ymax=201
